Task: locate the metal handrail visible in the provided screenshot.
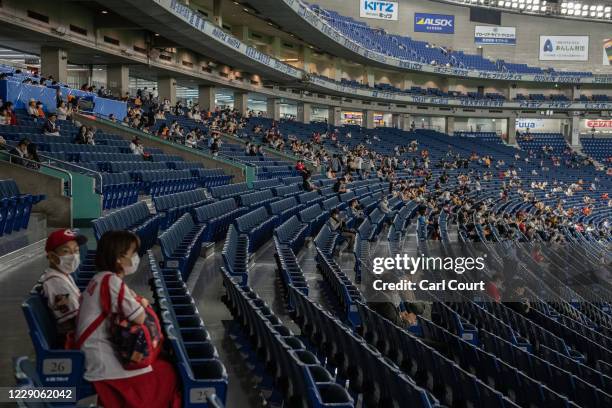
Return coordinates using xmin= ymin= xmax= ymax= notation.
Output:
xmin=37 ymin=153 xmax=104 ymax=193
xmin=1 ymin=150 xmax=74 ymax=197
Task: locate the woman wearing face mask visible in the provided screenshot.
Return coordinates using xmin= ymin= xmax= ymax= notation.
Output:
xmin=76 ymin=230 xmax=181 ymax=408
xmin=40 ymin=229 xmax=88 ymax=346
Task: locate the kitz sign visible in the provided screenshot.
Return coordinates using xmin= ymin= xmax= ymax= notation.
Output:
xmin=414 ymin=13 xmax=455 ymax=34
xmin=359 ymin=1 xmax=399 ymax=21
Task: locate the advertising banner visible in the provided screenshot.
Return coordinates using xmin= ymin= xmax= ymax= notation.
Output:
xmin=414 ymin=13 xmax=455 ymax=34
xmin=516 ymin=118 xmax=547 ymax=131
xmin=603 ymin=39 xmax=612 ymax=65
xmin=586 ymin=119 xmax=612 ymax=128
xmin=474 ymin=26 xmax=516 ymax=45
xmin=539 ymin=36 xmax=589 ymax=61
xmin=359 ymin=0 xmax=398 ymax=21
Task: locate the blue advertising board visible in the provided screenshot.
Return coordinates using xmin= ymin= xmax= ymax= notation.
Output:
xmin=414 ymin=13 xmax=455 ymax=34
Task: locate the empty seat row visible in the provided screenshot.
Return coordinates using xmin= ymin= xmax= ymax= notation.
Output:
xmin=234 ymin=207 xmax=279 ymax=252
xmin=0 ymin=179 xmax=45 ymax=236
xmin=267 ymin=197 xmax=304 ymax=224
xmin=239 ymin=189 xmax=276 ymax=208
xmin=209 ymin=182 xmax=250 ymax=199
xmin=92 ymin=201 xmax=160 ymax=252
xmin=159 ymin=214 xmax=206 ymax=279
xmin=274 ymin=216 xmax=309 ymax=253
xmin=273 ymin=238 xmax=309 ymax=303
xmin=356 ymin=303 xmax=522 ymax=408
xmin=223 ymin=271 xmax=354 ymax=408
xmin=149 ymin=255 xmax=228 ymax=406
xmin=221 ymin=225 xmax=249 ymax=285
xmin=314 ymin=248 xmax=363 ymax=327
xmin=193 ymin=198 xmax=248 ymax=242
xmin=288 ymin=286 xmax=438 ymax=408
xmin=153 ymin=188 xmax=212 ymax=229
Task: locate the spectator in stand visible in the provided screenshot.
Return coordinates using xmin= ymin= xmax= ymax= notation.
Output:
xmin=2 ymin=102 xmax=17 ymax=125
xmin=302 ymin=171 xmax=319 ymax=192
xmin=485 ymin=272 xmax=504 ymax=302
xmin=130 ymin=137 xmax=145 ymax=155
xmin=26 ymin=143 xmax=41 ymax=170
xmin=56 ymin=101 xmax=68 ymax=121
xmin=348 ymin=199 xmax=365 ymax=225
xmin=27 ymin=99 xmax=38 ymax=117
xmin=75 ymin=230 xmax=181 ymax=408
xmin=328 ymin=208 xmax=356 ymax=254
xmin=39 ymin=229 xmax=87 ymax=346
xmin=9 ymin=139 xmax=29 ymax=166
xmin=36 ymin=101 xmax=46 ymax=119
xmin=209 ymin=134 xmax=220 ymax=156
xmin=43 ymin=113 xmax=61 ymax=136
xmin=0 ymin=106 xmax=8 ymax=125
xmin=185 ymin=131 xmax=198 ymax=148
xmin=295 ymin=160 xmax=306 ymax=174
xmin=379 ymin=196 xmax=393 ymax=218
xmin=0 ymin=136 xmax=6 ymax=151
xmin=333 ymin=177 xmax=347 ymax=195
xmin=74 ymin=125 xmax=88 ymax=144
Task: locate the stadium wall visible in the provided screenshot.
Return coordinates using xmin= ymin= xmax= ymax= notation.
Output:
xmin=311 ymin=0 xmax=611 ymax=72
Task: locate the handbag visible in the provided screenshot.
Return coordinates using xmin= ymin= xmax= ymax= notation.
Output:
xmin=75 ymin=273 xmax=163 ymax=370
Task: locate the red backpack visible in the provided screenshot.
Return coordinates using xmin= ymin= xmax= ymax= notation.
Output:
xmin=74 ymin=273 xmax=163 ymax=370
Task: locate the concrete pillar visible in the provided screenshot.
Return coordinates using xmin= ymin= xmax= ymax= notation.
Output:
xmin=233 ymin=91 xmax=248 ymax=115
xmin=198 ymin=85 xmax=216 ymax=111
xmin=158 ymin=77 xmax=177 ymax=105
xmin=40 ymin=46 xmax=68 ymax=84
xmin=297 ymin=102 xmax=311 ymax=124
xmin=402 ymin=114 xmax=412 ymax=131
xmin=363 ymin=110 xmax=375 ymax=129
xmin=328 ymin=106 xmax=341 ymax=127
xmin=213 ymin=0 xmax=223 ymax=27
xmin=391 ymin=113 xmax=402 ymax=129
xmin=447 ymin=78 xmax=459 ymax=95
xmin=569 ymin=114 xmax=581 ymax=146
xmin=106 ymin=65 xmax=129 ymax=98
xmin=333 ymin=58 xmax=342 ymax=82
xmin=445 ymin=116 xmax=455 ymax=135
xmin=507 ymin=117 xmax=516 ymax=145
xmin=270 ymin=37 xmax=282 ymax=59
xmin=571 ymin=86 xmax=580 ymax=101
xmin=300 ymin=46 xmax=312 ymax=73
xmin=267 ymin=98 xmax=281 ymax=121
xmin=364 ymin=67 xmax=375 ymax=88
xmin=508 ymin=85 xmax=518 ymax=101
xmin=233 ymin=25 xmax=249 ymax=42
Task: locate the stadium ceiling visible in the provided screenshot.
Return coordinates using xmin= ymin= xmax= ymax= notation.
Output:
xmin=435 ymin=0 xmax=612 ymax=21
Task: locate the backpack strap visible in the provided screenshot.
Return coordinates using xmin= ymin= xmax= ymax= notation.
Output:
xmin=75 ymin=273 xmax=113 ymax=349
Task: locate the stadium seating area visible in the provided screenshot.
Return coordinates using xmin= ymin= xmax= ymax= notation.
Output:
xmin=5 ymin=3 xmax=612 ymax=407
xmin=148 ymin=112 xmax=300 ymax=180
xmin=0 ymin=179 xmax=45 ymax=237
xmin=309 ymin=4 xmax=593 ymax=77
xmin=581 ymin=137 xmax=612 ymax=164
xmin=14 ymin=113 xmax=612 ymax=407
xmin=1 ymin=112 xmax=233 ymax=209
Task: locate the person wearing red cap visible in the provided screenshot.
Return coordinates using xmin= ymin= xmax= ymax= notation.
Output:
xmin=39 ymin=229 xmax=87 ymax=346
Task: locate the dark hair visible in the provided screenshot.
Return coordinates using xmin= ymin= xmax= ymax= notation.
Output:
xmin=95 ymin=230 xmax=140 ymax=273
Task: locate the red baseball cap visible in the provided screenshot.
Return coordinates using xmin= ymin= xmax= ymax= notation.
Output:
xmin=45 ymin=229 xmax=87 ymax=252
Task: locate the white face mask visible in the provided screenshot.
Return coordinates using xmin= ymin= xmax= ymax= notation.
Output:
xmin=123 ymin=254 xmax=140 ymax=275
xmin=57 ymin=254 xmax=80 ymax=274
